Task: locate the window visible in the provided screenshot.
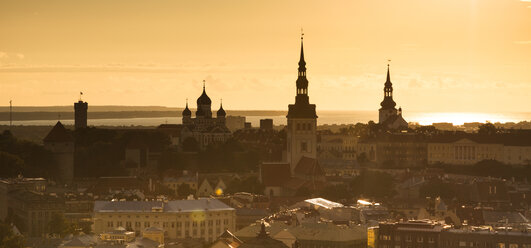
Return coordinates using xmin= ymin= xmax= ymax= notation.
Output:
xmin=381 ymin=235 xmax=391 ymax=241
xmin=417 ymin=236 xmax=423 ymax=243
xmin=301 ymin=142 xmax=308 ymax=152
xmin=405 ymin=235 xmax=412 ymax=242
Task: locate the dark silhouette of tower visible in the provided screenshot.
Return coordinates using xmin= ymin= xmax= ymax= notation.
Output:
xmin=286 ymin=33 xmax=318 ymax=173
xmin=74 ymin=97 xmax=88 ymax=129
xmin=379 ymin=64 xmax=397 ymax=124
xmin=43 ymin=121 xmax=74 ymax=183
xmin=378 ymin=64 xmax=408 ymax=129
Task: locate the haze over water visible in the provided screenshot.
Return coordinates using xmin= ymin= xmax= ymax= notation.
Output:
xmin=2 ymin=111 xmax=530 ymax=127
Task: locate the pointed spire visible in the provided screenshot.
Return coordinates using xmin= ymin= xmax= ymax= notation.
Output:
xmin=298 ymin=29 xmax=306 ymax=69
xmin=203 ymin=80 xmax=206 ymax=91
xmin=386 ymin=63 xmax=391 ymax=83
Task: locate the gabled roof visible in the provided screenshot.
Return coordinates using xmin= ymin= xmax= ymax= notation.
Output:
xmin=260 ymin=163 xmax=291 ymax=187
xmin=294 ymin=157 xmax=324 ymax=176
xmin=43 ymin=121 xmax=73 ymax=143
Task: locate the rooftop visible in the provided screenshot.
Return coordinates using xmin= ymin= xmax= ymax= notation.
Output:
xmin=94 ymin=198 xmax=234 ymax=213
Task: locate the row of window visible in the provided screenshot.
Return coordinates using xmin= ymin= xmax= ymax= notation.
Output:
xmin=380 ymin=235 xmax=436 ymax=243
xmin=106 ymin=219 xmax=230 ymax=228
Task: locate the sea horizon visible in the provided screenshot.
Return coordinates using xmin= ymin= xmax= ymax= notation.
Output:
xmin=1 ymin=110 xmax=530 ymax=127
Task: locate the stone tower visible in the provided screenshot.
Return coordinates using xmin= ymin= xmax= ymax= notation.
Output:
xmin=74 ymin=100 xmax=88 ymax=129
xmin=286 ymin=35 xmax=318 ymax=174
xmin=43 ymin=121 xmax=74 ymax=183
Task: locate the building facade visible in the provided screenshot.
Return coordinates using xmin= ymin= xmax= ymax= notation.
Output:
xmin=375 ymin=220 xmax=531 ymax=248
xmin=427 ymin=138 xmax=531 ymax=165
xmin=93 ymin=199 xmax=236 ymax=243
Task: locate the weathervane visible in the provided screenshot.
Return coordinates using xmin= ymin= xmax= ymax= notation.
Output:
xmin=387 ymin=59 xmax=391 ymax=67
xmin=301 ymin=28 xmax=304 ymax=40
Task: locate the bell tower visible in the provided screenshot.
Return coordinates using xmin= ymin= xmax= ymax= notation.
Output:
xmin=379 ymin=64 xmax=398 ymax=124
xmin=286 ymin=32 xmax=318 ymax=174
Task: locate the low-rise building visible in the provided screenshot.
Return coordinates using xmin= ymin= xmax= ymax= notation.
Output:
xmin=93 ymin=199 xmax=236 ymax=243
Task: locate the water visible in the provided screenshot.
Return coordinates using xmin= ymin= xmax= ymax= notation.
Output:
xmin=1 ymin=111 xmax=530 ymax=127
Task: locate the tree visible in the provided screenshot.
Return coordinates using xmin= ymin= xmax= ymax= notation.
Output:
xmin=225 ymin=177 xmax=265 ymax=195
xmin=356 ymin=152 xmax=368 ymax=165
xmin=182 ymin=137 xmax=200 ymax=152
xmin=295 ymin=187 xmax=312 ymax=197
xmin=177 ymin=184 xmax=195 ymax=198
xmin=0 ymin=222 xmax=24 ymax=248
xmin=48 ymin=213 xmax=70 ymax=237
xmin=319 ymin=184 xmax=351 ymax=202
xmin=478 ymin=123 xmax=497 ymax=135
xmin=350 ymin=170 xmax=395 ymax=198
xmin=0 ymin=152 xmax=26 ymax=178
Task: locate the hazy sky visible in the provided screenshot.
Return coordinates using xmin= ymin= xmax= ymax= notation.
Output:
xmin=1 ymin=0 xmax=530 ymax=112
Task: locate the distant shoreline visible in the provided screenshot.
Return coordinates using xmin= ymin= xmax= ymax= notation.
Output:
xmin=0 ymin=110 xmax=290 ymax=121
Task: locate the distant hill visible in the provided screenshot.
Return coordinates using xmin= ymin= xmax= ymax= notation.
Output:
xmin=0 ymin=106 xmax=287 ymax=121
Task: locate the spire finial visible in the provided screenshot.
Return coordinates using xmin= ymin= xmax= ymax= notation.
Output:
xmin=386 ymin=59 xmax=391 ymax=83
xmin=203 ymin=80 xmax=206 ymax=90
xmin=220 ymin=98 xmax=223 ymax=106
xmin=186 ymin=98 xmax=188 ymax=107
xmin=79 ymin=91 xmax=83 ymax=101
xmin=298 ymin=30 xmax=306 ymax=68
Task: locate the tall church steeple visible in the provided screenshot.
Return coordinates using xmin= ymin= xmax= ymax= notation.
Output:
xmin=296 ymin=33 xmax=309 ymax=103
xmin=380 ymin=64 xmax=396 ymax=109
xmin=287 ymin=32 xmax=317 ymax=173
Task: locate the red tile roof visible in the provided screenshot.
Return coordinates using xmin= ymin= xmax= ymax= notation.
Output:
xmin=294 ymin=156 xmax=324 ymax=176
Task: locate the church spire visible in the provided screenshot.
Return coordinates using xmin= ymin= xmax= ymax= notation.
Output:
xmin=298 ymin=30 xmax=306 ymax=71
xmin=296 ymin=30 xmax=309 ymax=98
xmin=380 ymin=62 xmax=396 ymax=109
xmin=386 ymin=63 xmax=391 ymax=83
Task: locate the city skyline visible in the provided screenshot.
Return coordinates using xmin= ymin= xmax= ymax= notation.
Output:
xmin=1 ymin=0 xmax=530 ymax=116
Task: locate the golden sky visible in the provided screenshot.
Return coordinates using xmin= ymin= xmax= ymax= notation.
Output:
xmin=1 ymin=0 xmax=530 ymax=112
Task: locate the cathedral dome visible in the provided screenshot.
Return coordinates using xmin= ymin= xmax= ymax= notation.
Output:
xmin=217 ymin=103 xmax=226 ymax=117
xmin=182 ymin=103 xmax=191 ymax=116
xmin=197 ymin=87 xmax=212 ymax=105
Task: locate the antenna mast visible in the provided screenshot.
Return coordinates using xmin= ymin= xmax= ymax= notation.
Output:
xmin=9 ymin=100 xmax=12 ymax=127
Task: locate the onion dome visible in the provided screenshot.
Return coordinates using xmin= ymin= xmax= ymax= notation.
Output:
xmin=197 ymin=82 xmax=212 ymax=105
xmin=217 ymin=101 xmax=226 ymax=117
xmin=182 ymin=100 xmax=191 ymax=117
